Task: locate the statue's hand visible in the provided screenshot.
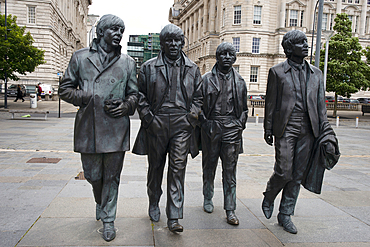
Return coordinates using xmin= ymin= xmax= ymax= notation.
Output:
xmin=104 ymin=99 xmax=129 ymax=118
xmin=264 ymin=130 xmax=273 ymax=146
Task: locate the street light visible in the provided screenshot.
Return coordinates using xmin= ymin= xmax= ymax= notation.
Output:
xmin=322 ymin=30 xmax=335 ymax=91
xmin=4 ymin=0 xmax=8 ymax=109
xmin=57 ymin=71 xmax=63 ymax=118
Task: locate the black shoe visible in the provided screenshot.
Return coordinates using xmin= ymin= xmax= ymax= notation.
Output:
xmin=149 ymin=203 xmax=160 ymax=222
xmin=96 ymin=204 xmax=101 ymax=221
xmin=102 ymin=222 xmax=116 ymax=241
xmin=203 ymin=199 xmax=214 ymax=213
xmin=262 ymin=197 xmax=274 ymax=219
xmin=226 ymin=210 xmax=239 ymax=225
xmin=167 ymin=219 xmax=183 ymax=233
xmin=277 ymin=213 xmax=297 ymax=234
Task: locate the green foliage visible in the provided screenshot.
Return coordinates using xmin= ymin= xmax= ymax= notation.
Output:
xmin=0 ymin=14 xmax=45 ymax=81
xmin=319 ymin=13 xmax=370 ymax=98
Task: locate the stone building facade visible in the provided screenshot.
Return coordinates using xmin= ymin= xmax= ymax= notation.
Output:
xmin=169 ymin=0 xmax=370 ymax=96
xmin=1 ymin=0 xmax=91 ymax=88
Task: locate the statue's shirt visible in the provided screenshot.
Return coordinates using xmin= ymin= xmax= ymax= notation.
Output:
xmin=213 ymin=69 xmax=235 ymax=116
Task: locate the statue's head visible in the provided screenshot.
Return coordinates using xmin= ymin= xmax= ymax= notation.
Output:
xmin=159 ymin=24 xmax=185 ymax=60
xmin=281 ymin=30 xmax=308 ymax=59
xmin=96 ymin=14 xmax=125 ymax=47
xmin=216 ymin=42 xmax=237 ymax=72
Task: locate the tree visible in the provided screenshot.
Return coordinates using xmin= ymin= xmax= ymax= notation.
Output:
xmin=0 ymin=14 xmax=45 ymax=82
xmin=319 ymin=13 xmax=370 ymax=117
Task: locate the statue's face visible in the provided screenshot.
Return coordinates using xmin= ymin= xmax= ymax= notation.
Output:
xmin=102 ymin=25 xmax=124 ymax=48
xmin=217 ymin=49 xmax=236 ymax=70
xmin=291 ymin=37 xmax=309 ymax=58
xmin=163 ymin=34 xmax=183 ymax=60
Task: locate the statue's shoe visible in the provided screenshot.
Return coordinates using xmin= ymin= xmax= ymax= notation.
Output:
xmin=262 ymin=197 xmax=274 ymax=219
xmin=149 ymin=204 xmax=160 ymax=222
xmin=167 ymin=219 xmax=183 ymax=233
xmin=102 ymin=222 xmax=116 ymax=242
xmin=277 ymin=213 xmax=297 ymax=234
xmin=226 ymin=210 xmax=239 ymax=225
xmin=203 ymin=199 xmax=214 ymax=213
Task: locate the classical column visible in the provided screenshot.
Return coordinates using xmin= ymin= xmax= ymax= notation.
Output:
xmin=279 ymin=0 xmax=286 ymax=29
xmin=189 ymin=14 xmax=193 ymax=44
xmin=203 ymin=0 xmax=208 ymax=34
xmin=209 ymin=0 xmax=216 ymax=33
xmin=194 ymin=11 xmax=198 ymax=42
xmin=360 ymin=0 xmax=367 ymax=35
xmin=185 ymin=18 xmax=189 ymax=47
xmin=198 ymin=8 xmax=202 ymax=40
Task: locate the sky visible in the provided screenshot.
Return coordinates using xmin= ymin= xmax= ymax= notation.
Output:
xmin=88 ymin=0 xmax=175 ymax=51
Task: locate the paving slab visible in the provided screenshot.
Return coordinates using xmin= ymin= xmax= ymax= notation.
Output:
xmin=17 ymin=218 xmax=154 ymax=246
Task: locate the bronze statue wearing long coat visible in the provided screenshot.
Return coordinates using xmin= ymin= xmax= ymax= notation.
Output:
xmin=59 ymin=40 xmax=138 ymax=153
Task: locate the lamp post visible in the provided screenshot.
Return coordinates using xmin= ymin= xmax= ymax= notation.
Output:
xmin=57 ymin=71 xmax=63 ymax=118
xmin=315 ymin=0 xmax=325 ymax=68
xmin=4 ymin=0 xmax=8 ymax=109
xmin=322 ymin=30 xmax=334 ymax=91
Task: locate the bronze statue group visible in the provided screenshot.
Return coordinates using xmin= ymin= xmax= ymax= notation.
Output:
xmin=59 ymin=15 xmax=340 ymax=242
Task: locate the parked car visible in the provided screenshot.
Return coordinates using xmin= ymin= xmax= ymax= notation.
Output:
xmin=24 ymin=85 xmax=36 ymax=95
xmin=325 ymin=96 xmax=335 ymax=102
xmin=7 ymin=84 xmax=26 ymax=97
xmin=358 ymin=98 xmax=370 ymax=104
xmin=325 ymin=96 xmax=343 ymax=102
xmin=249 ymin=95 xmax=263 ymax=100
xmin=343 ymin=98 xmax=360 ymax=104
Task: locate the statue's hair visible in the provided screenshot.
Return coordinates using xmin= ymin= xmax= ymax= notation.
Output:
xmin=96 ymin=14 xmax=125 ymax=42
xmin=281 ymin=30 xmax=307 ymax=58
xmin=159 ymin=24 xmax=185 ymax=50
xmin=216 ymin=42 xmax=237 ymax=58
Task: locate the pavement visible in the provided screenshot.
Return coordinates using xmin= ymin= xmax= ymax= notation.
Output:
xmin=0 ymin=95 xmax=370 ymax=247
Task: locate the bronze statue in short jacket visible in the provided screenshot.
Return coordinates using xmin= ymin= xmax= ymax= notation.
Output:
xmin=132 ymin=24 xmax=202 ymax=233
xmin=262 ymin=30 xmax=331 ymax=234
xmin=59 ymin=14 xmax=138 ymax=241
xmin=200 ymin=43 xmax=248 ymax=225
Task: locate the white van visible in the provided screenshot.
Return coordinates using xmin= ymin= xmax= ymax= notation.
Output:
xmin=39 ymin=84 xmax=53 ymax=98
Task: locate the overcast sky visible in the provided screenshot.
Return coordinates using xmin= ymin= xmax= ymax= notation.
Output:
xmin=88 ymin=0 xmax=175 ymax=51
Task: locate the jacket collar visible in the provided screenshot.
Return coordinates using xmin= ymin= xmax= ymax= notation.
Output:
xmin=88 ymin=39 xmax=121 ymax=72
xmin=89 ymin=38 xmax=122 ymax=55
xmin=283 ymin=59 xmax=314 ymax=74
xmin=155 ymin=51 xmax=193 ymax=68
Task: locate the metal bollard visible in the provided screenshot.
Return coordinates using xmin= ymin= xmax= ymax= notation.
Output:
xmin=255 ymin=114 xmax=259 ymax=126
xmin=356 ymin=117 xmax=359 ymax=128
xmin=336 ymin=116 xmax=339 ymax=127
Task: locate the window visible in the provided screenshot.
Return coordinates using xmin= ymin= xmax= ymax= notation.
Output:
xmin=355 ymin=0 xmax=359 ymax=3
xmin=368 ymin=0 xmax=370 ymax=4
xmin=234 ymin=6 xmax=241 ymax=25
xmin=322 ymin=13 xmax=328 ymax=30
xmin=233 ymin=65 xmax=239 ymax=73
xmin=300 ymin=11 xmax=304 ymax=27
xmin=289 ymin=10 xmax=298 ymax=27
xmin=348 ymin=0 xmax=352 ymax=3
xmin=233 ymin=37 xmax=240 ymax=52
xmin=250 ymin=66 xmax=259 ymax=83
xmin=222 ymin=8 xmax=226 ymax=27
xmin=253 ymin=6 xmax=262 ymax=25
xmin=28 ymin=6 xmax=36 ymax=24
xmin=252 ymin=37 xmax=260 ymax=54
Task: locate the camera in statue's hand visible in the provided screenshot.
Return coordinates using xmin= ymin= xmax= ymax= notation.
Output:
xmin=104 ymin=98 xmax=129 ymax=118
